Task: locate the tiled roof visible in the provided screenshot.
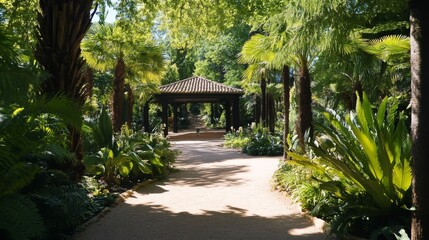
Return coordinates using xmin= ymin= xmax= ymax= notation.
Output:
xmin=159 ymin=76 xmax=243 ymax=94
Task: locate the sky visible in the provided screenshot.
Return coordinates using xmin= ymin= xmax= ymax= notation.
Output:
xmin=91 ymin=4 xmax=117 ymax=24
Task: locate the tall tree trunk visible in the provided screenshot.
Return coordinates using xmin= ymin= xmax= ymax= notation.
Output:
xmin=112 ymin=57 xmax=125 ymax=132
xmin=282 ymin=65 xmax=290 ymax=160
xmin=254 ymin=95 xmax=261 ymax=124
xmin=35 ymin=0 xmax=94 ymax=181
xmin=124 ymin=83 xmax=134 ymax=129
xmin=268 ymin=93 xmax=275 ymax=133
xmin=410 ymin=0 xmax=429 ymax=239
xmin=261 ymin=77 xmax=267 ymax=127
xmin=84 ymin=66 xmax=94 ymax=98
xmin=297 ymin=58 xmax=312 ymax=152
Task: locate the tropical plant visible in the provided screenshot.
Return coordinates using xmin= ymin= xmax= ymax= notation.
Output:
xmin=239 ymin=34 xmax=275 ymax=130
xmin=0 ymin=95 xmax=88 ymax=240
xmin=242 ymin=123 xmax=283 ymax=156
xmin=84 ymin=107 xmax=147 ymax=185
xmin=27 ymin=170 xmax=95 ymax=239
xmin=287 ymin=92 xmax=412 ymax=238
xmin=223 ymin=127 xmax=250 ymax=149
xmin=83 ymin=106 xmax=176 ymax=187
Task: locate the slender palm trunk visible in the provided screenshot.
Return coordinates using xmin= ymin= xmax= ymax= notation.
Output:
xmin=261 ymin=77 xmax=267 ymax=127
xmin=268 ymin=94 xmax=275 ymax=133
xmin=254 ymin=95 xmax=261 ymax=124
xmin=297 ymin=58 xmax=312 ymax=151
xmin=84 ymin=67 xmax=94 ymax=98
xmin=124 ymin=83 xmax=134 ymax=129
xmin=35 ymin=0 xmax=94 ymax=181
xmin=282 ymin=65 xmax=290 ymax=160
xmin=410 ymin=0 xmax=429 ymax=238
xmin=112 ymin=58 xmax=125 ymax=132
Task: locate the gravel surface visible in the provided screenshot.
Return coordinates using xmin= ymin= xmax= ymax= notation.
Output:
xmin=73 ymin=137 xmax=326 ymax=240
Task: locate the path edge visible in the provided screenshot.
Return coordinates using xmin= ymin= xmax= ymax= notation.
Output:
xmin=73 ymin=179 xmax=157 ymax=234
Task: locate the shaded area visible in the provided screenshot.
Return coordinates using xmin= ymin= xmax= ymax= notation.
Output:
xmin=73 ymin=139 xmax=326 ymax=240
xmin=170 ymin=140 xmax=259 ymax=166
xmin=73 ymin=203 xmax=325 ymax=240
xmin=166 ymin=165 xmax=248 ymax=187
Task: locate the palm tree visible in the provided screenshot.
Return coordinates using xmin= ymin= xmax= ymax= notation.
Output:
xmin=281 ymin=65 xmax=291 ymax=159
xmin=34 ymin=0 xmax=94 ymax=181
xmin=239 ymin=33 xmax=295 ymax=157
xmin=82 ymin=23 xmax=165 ymax=132
xmin=239 ymin=34 xmax=276 ymax=130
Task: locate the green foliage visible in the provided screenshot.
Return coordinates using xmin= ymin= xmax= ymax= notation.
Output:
xmin=242 ymin=123 xmax=283 ymax=156
xmin=2 ymin=58 xmax=94 ymax=240
xmin=273 ymin=162 xmax=344 ymax=224
xmin=161 ymin=62 xmax=180 ymax=85
xmin=287 ymin=92 xmax=412 ymax=238
xmin=83 ymin=107 xmax=178 ymax=187
xmin=193 ymin=25 xmax=249 ymax=86
xmin=0 ymin=97 xmax=89 ymax=239
xmin=0 ymin=194 xmax=46 ymax=240
xmin=82 ymin=22 xmax=165 ymax=85
xmin=28 ymin=171 xmax=94 ymax=239
xmin=223 ymin=127 xmax=250 ymax=148
xmin=0 ymin=0 xmax=39 ymax=59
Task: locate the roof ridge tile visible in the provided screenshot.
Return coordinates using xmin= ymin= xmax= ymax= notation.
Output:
xmin=159 ymin=76 xmax=243 ymax=94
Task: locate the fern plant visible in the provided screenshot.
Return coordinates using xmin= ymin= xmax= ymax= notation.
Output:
xmin=288 ymin=92 xmax=412 ymax=239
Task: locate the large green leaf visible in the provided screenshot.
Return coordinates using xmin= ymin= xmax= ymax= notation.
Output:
xmin=288 ymin=92 xmax=411 ymax=211
xmin=392 ymin=160 xmax=412 ymax=200
xmin=118 ymin=161 xmax=133 ymax=177
xmin=136 ymin=161 xmax=152 ymax=174
xmin=92 ymin=106 xmax=114 ymax=149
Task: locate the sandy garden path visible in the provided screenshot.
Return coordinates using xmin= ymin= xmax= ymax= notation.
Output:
xmin=73 ymin=136 xmax=326 ymax=240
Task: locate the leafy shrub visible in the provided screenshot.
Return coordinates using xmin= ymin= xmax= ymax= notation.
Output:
xmin=83 ymin=107 xmax=178 ymax=188
xmin=287 ymin=93 xmax=412 ymax=239
xmin=0 ymin=103 xmax=95 ymax=239
xmin=28 ymin=171 xmax=93 ymax=239
xmin=223 ymin=127 xmax=250 ymax=148
xmin=242 ymin=124 xmax=283 ymax=156
xmin=273 ymin=161 xmax=342 ymax=223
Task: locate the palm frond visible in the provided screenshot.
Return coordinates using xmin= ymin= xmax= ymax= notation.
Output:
xmin=363 ymin=35 xmax=410 ymax=65
xmin=238 ymin=34 xmax=275 ymax=65
xmin=24 ymin=95 xmax=83 ymax=130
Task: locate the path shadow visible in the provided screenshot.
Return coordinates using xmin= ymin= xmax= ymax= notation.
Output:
xmin=170 ymin=140 xmax=279 ymax=166
xmin=73 ymin=203 xmax=327 ymax=240
xmin=148 ymin=164 xmax=248 ymax=188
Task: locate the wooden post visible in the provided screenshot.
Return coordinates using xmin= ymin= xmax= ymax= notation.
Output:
xmin=225 ymin=102 xmax=231 ymax=132
xmin=210 ymin=103 xmax=215 ymax=125
xmin=173 ymin=104 xmax=178 ymax=133
xmin=232 ymin=96 xmax=240 ymax=131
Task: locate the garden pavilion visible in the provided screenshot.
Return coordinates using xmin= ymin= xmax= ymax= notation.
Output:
xmin=143 ymin=76 xmax=244 ymax=136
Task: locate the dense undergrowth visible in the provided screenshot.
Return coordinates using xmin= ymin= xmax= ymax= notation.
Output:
xmin=0 ymin=73 xmax=179 ymax=239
